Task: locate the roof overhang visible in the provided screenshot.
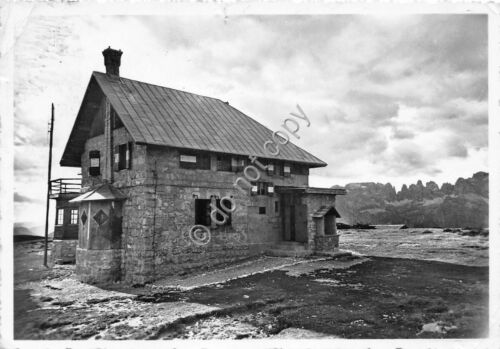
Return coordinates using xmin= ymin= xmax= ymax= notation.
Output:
xmin=312 ymin=205 xmax=341 ymax=218
xmin=60 ymin=75 xmax=105 ymax=167
xmin=69 ymin=184 xmax=127 ymax=203
xmin=275 ymin=186 xmax=347 ymax=195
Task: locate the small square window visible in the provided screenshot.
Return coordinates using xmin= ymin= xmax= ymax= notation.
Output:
xmin=284 ymin=165 xmax=291 ymax=177
xmin=259 ymin=207 xmax=266 ymax=215
xmin=267 ymin=163 xmax=275 ymax=176
xmin=231 ymin=157 xmax=245 ymax=172
xmin=217 ymin=156 xmax=232 ymax=172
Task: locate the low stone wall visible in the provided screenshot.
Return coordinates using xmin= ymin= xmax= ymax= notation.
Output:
xmin=76 ymin=248 xmax=123 ymax=284
xmin=313 ymin=234 xmax=339 ymax=252
xmin=52 ymin=240 xmax=78 ymax=264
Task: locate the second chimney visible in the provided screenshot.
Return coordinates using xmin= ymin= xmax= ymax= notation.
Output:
xmin=102 ymin=47 xmax=123 ymax=76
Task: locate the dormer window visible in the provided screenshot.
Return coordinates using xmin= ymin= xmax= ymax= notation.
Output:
xmin=89 ymin=150 xmax=100 ymax=176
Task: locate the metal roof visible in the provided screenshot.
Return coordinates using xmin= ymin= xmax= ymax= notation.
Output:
xmin=69 ymin=184 xmax=127 ymax=202
xmin=275 ymin=186 xmax=346 ymax=195
xmin=60 ymin=71 xmax=327 ymax=167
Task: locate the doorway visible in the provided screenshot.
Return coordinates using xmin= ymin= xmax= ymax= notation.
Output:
xmin=281 ymin=193 xmax=308 ymax=243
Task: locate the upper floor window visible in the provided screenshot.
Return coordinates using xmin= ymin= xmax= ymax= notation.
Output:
xmin=180 ymin=153 xmax=211 ymax=170
xmin=114 ymin=143 xmax=132 ymax=171
xmin=251 ymin=182 xmax=274 ymax=196
xmin=89 ymin=150 xmax=100 ymax=176
xmin=266 ymin=163 xmax=275 ymax=176
xmin=283 ymin=164 xmax=291 ymax=177
xmin=275 ymin=162 xmax=283 ymax=176
xmin=231 ymin=157 xmax=245 ymax=172
xmin=217 ymin=155 xmax=232 ymax=172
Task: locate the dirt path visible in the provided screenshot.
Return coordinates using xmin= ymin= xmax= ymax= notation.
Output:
xmin=13 ymin=232 xmax=489 ymax=339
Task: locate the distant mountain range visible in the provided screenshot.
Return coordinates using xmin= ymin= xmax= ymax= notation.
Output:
xmin=333 ymin=172 xmax=488 ymax=228
xmin=13 ymin=222 xmax=49 ymax=241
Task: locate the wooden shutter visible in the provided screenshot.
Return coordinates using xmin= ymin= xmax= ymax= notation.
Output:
xmin=114 ymin=145 xmax=120 ymax=172
xmin=89 ymin=151 xmax=100 ymax=176
xmin=127 ymin=142 xmax=133 ymax=169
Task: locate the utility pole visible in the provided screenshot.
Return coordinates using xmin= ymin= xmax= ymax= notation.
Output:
xmin=43 ymin=103 xmax=54 ymax=267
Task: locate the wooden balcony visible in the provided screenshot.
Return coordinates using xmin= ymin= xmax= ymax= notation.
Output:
xmin=49 ymin=178 xmax=82 ymax=199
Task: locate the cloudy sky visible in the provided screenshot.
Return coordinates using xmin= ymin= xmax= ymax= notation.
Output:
xmin=12 ymin=12 xmax=487 ymax=226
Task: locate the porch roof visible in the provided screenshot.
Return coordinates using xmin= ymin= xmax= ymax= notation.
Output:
xmin=275 ymin=186 xmax=346 ymax=195
xmin=69 ymin=184 xmax=127 ymax=202
xmin=312 ymin=206 xmax=341 ymax=218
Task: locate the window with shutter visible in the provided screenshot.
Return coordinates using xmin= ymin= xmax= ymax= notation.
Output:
xmin=127 ymin=142 xmax=133 ymax=169
xmin=215 ymin=199 xmax=232 ymax=226
xmin=195 ymin=199 xmax=211 ymax=226
xmin=217 ymin=155 xmax=232 ymax=171
xmin=284 ymin=164 xmax=291 ymax=177
xmin=89 ymin=151 xmax=100 ymax=176
xmin=231 ymin=157 xmax=245 ymax=172
xmin=118 ymin=144 xmax=127 ymax=170
xmin=113 ymin=145 xmax=120 ymax=172
xmin=267 ymin=163 xmax=275 ymax=176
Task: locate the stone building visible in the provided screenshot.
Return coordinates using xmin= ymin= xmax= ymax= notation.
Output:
xmin=60 ymin=47 xmax=345 ymax=284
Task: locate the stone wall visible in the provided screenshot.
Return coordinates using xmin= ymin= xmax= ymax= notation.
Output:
xmin=52 ymin=240 xmax=78 ymax=264
xmin=82 ymin=126 xmax=141 ymax=188
xmin=303 ymin=193 xmax=336 ymax=248
xmin=78 ymin=112 xmax=313 ymax=284
xmin=313 ymin=234 xmax=339 ymax=253
xmin=75 ymin=248 xmax=123 ymax=283
xmin=117 ymin=146 xmax=309 ymax=283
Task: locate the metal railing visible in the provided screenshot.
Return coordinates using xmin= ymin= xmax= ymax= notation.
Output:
xmin=49 ymin=178 xmax=81 ymax=196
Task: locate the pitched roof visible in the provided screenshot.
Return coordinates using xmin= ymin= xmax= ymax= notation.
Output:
xmin=312 ymin=205 xmax=341 ymax=218
xmin=60 ymin=71 xmax=327 ymax=167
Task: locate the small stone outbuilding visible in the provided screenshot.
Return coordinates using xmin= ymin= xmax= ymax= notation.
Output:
xmin=60 ymin=47 xmax=346 ymax=284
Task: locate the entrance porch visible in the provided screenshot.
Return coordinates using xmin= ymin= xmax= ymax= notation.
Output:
xmin=268 ymin=186 xmax=346 ymax=257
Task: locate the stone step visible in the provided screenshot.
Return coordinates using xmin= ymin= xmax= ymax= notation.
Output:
xmin=272 ymin=241 xmax=308 ymax=251
xmin=265 ymin=249 xmax=313 ymax=258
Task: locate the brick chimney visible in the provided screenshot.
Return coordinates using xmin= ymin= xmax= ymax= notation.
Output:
xmin=102 ymin=47 xmax=123 ymax=76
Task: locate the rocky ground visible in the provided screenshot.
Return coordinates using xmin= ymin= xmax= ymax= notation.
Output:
xmin=13 ymin=228 xmax=489 ymax=339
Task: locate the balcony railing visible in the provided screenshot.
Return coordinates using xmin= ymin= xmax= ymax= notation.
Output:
xmin=49 ymin=178 xmax=82 ymax=197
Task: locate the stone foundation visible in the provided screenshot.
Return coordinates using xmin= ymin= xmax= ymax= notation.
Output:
xmin=52 ymin=239 xmax=78 ymax=264
xmin=313 ymin=234 xmax=339 ymax=252
xmin=76 ymin=248 xmax=123 ymax=283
